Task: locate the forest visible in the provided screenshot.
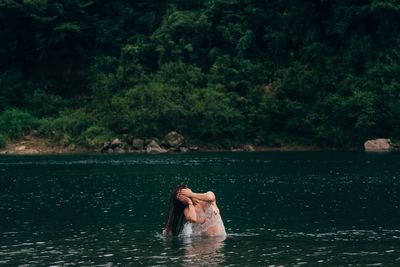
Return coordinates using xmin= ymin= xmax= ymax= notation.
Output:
xmin=0 ymin=0 xmax=399 ymax=149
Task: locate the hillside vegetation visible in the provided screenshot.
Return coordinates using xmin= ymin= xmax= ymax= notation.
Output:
xmin=1 ymin=0 xmax=399 ymax=149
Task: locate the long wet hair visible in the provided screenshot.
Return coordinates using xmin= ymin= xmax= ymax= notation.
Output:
xmin=163 ymin=184 xmax=188 ymax=236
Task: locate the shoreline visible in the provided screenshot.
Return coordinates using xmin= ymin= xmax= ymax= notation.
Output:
xmin=0 ymin=147 xmax=357 ymax=155
xmin=0 ymin=136 xmax=361 ymax=155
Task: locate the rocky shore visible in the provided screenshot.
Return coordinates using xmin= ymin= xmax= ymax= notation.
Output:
xmin=0 ymin=131 xmax=326 ymax=155
xmin=1 ymin=132 xmax=398 ymax=155
xmin=99 ymin=131 xmax=197 ymax=153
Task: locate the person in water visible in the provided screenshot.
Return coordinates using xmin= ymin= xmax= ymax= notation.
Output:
xmin=163 ymin=184 xmax=226 ymax=237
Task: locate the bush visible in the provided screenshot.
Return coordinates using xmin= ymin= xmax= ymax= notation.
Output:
xmin=186 ymin=86 xmax=245 ymax=141
xmin=78 ymin=126 xmax=113 ymax=148
xmin=105 ymin=82 xmax=186 ymax=136
xmin=38 ymin=110 xmax=94 ymax=146
xmin=0 ymin=109 xmax=38 ymax=139
xmin=104 ymin=82 xmax=246 ymax=143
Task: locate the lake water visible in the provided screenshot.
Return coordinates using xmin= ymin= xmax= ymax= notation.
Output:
xmin=1 ymin=152 xmax=400 ymax=266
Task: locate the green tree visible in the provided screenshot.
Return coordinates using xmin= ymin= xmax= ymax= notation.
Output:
xmin=0 ymin=109 xmax=38 ymax=139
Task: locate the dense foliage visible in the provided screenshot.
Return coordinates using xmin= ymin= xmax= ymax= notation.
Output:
xmin=1 ymin=0 xmax=399 ymax=148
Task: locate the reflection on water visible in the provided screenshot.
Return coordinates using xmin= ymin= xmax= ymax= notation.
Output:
xmin=1 ymin=152 xmax=400 ymax=266
xmin=181 ymin=235 xmax=226 ymax=266
xmin=158 ymin=235 xmax=226 ymax=266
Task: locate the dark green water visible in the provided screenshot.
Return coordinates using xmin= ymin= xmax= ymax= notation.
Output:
xmin=1 ymin=152 xmax=400 ymax=266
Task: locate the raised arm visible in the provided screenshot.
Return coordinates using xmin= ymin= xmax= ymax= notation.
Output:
xmin=177 ymin=193 xmax=205 ymax=223
xmin=180 ymin=189 xmax=216 ymax=203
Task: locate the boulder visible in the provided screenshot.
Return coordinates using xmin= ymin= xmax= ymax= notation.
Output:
xmin=364 ymin=138 xmax=391 ymax=152
xmin=101 ymin=142 xmax=111 ymax=153
xmin=110 ymin=138 xmax=122 ymax=149
xmin=179 ymin=146 xmax=189 ymax=153
xmin=164 ymin=131 xmax=184 ymax=148
xmin=146 ymin=140 xmax=167 ymax=153
xmin=188 ymin=146 xmax=199 ymax=151
xmin=131 ymin=138 xmax=145 ymax=150
xmin=145 ymin=138 xmax=160 ymax=146
xmin=243 ymin=144 xmax=255 ymax=152
xmin=101 ymin=139 xmax=126 ymax=153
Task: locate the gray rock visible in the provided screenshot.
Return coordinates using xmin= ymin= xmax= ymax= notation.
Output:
xmin=131 ymin=138 xmax=145 ymax=150
xmin=364 ymin=138 xmax=391 ymax=152
xmin=146 ymin=140 xmax=167 ymax=153
xmin=243 ymin=144 xmax=255 ymax=152
xmin=164 ymin=131 xmax=184 ymax=148
xmin=110 ymin=138 xmax=122 ymax=149
xmin=188 ymin=146 xmax=199 ymax=151
xmin=101 ymin=142 xmax=111 ymax=153
xmin=179 ymin=146 xmax=189 ymax=153
xmin=145 ymin=138 xmax=161 ymax=145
